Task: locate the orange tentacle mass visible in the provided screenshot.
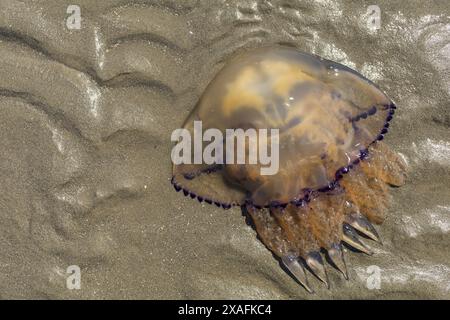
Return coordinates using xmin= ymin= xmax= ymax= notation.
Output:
xmin=248 ymin=141 xmax=407 ymax=261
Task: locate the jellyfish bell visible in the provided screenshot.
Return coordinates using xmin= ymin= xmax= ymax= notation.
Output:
xmin=173 ymin=46 xmax=395 ymax=208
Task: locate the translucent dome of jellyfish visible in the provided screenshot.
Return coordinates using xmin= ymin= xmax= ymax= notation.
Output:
xmin=171 ymin=46 xmax=407 ymax=292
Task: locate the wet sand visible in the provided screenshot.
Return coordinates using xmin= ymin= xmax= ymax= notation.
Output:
xmin=0 ymin=0 xmax=449 ymax=299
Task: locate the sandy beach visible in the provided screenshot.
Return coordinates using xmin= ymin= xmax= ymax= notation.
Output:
xmin=0 ymin=0 xmax=449 ymax=299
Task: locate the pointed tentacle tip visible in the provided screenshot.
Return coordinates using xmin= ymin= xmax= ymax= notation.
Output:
xmin=305 ymin=251 xmax=330 ymax=289
xmin=342 ymin=223 xmax=374 ymax=255
xmin=346 ymin=213 xmax=382 ymax=244
xmin=281 ymin=255 xmax=314 ymax=294
xmin=328 ymin=243 xmax=349 ymax=280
